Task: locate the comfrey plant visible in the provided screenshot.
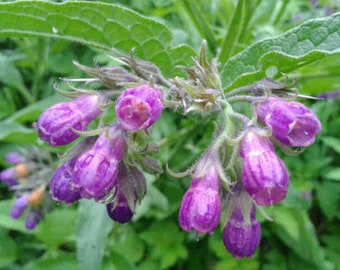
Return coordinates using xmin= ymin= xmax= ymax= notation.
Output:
xmin=11 ymin=41 xmax=320 ymax=258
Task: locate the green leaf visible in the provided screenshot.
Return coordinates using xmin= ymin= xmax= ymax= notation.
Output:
xmin=323 ymin=168 xmax=340 ymax=181
xmin=139 ymin=220 xmax=187 ymax=269
xmin=111 ymin=226 xmax=144 ymax=264
xmin=271 ymin=206 xmax=328 ymax=269
xmin=35 ymin=208 xmax=78 ymax=249
xmin=0 ymin=1 xmax=196 ymax=77
xmin=322 ymin=136 xmax=340 ymax=154
xmin=315 ymin=181 xmax=340 ymax=219
xmin=218 ymin=0 xmax=247 ymax=65
xmin=0 ymin=229 xmax=17 ymax=268
xmin=103 ymin=250 xmax=136 ymax=270
xmin=0 ymin=122 xmax=36 ymax=144
xmin=76 ymin=199 xmax=113 ymax=270
xmin=6 ymin=95 xmax=66 ymax=123
xmin=221 ymin=12 xmax=340 ymax=90
xmin=0 ymin=199 xmax=30 ymax=233
xmin=23 ymin=251 xmax=78 ymax=270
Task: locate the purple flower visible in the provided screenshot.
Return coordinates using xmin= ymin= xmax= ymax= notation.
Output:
xmin=179 ymin=157 xmax=221 ymax=235
xmin=6 ymin=152 xmax=24 ymax=165
xmin=0 ymin=168 xmax=18 ymax=186
xmin=255 ymin=97 xmax=321 ymax=147
xmin=37 ymin=94 xmax=102 ymax=146
xmin=50 ymin=158 xmax=81 ymax=204
xmin=106 ymin=191 xmax=134 ymax=224
xmin=115 ymin=85 xmax=163 ymax=130
xmin=25 ymin=210 xmax=41 ymax=230
xmin=222 ymin=189 xmax=261 ymax=258
xmin=240 ymin=130 xmax=289 ymax=206
xmin=72 ymin=124 xmax=125 ymax=201
xmin=10 ymin=194 xmax=29 ymax=219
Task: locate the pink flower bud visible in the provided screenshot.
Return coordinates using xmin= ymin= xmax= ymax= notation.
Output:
xmin=37 ymin=94 xmax=102 ymax=146
xmin=115 ymin=85 xmax=163 ymax=130
xmin=240 ymin=130 xmax=289 ymax=206
xmin=256 ymin=97 xmax=321 ymax=147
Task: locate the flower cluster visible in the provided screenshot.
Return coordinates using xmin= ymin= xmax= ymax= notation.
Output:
xmin=35 ymin=58 xmax=163 ymax=223
xmin=5 ymin=42 xmax=321 ymax=258
xmin=171 ymin=43 xmax=321 ymax=258
xmin=0 ymin=150 xmax=54 ymax=230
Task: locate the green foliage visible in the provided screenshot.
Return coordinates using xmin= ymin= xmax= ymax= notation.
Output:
xmin=0 ymin=1 xmax=339 ymax=270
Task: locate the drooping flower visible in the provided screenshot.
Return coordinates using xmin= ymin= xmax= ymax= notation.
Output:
xmin=37 ymin=94 xmax=103 ymax=146
xmin=115 ymin=84 xmax=163 ymax=130
xmin=179 ymin=154 xmax=221 ymax=234
xmin=222 ymin=187 xmax=261 ymax=258
xmin=72 ymin=123 xmax=125 ymax=201
xmin=255 ymin=97 xmax=321 ymax=147
xmin=106 ymin=190 xmax=134 ymax=224
xmin=50 ymin=157 xmax=81 ymax=204
xmin=240 ymin=129 xmax=289 ymax=206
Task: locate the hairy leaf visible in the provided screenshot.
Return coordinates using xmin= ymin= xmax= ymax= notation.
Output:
xmin=76 ymin=200 xmax=113 ymax=270
xmin=0 ymin=1 xmax=195 ymax=77
xmin=221 ymin=12 xmax=340 ymax=90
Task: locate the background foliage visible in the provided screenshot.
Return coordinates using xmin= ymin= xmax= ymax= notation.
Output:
xmin=0 ymin=0 xmax=339 ymax=269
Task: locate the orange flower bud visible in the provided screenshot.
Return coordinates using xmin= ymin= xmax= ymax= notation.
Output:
xmin=28 ymin=186 xmax=45 ymax=206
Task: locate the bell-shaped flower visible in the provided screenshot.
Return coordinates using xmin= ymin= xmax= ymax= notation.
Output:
xmin=255 ymin=97 xmax=321 ymax=147
xmin=50 ymin=157 xmax=81 ymax=204
xmin=115 ymin=84 xmax=163 ymax=130
xmin=222 ymin=187 xmax=261 ymax=258
xmin=37 ymin=94 xmax=103 ymax=146
xmin=179 ymin=154 xmax=221 ymax=234
xmin=72 ymin=123 xmax=125 ymax=201
xmin=240 ymin=129 xmax=289 ymax=206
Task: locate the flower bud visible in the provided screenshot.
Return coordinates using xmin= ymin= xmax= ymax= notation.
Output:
xmin=106 ymin=190 xmax=134 ymax=224
xmin=6 ymin=152 xmax=24 ymax=165
xmin=115 ymin=85 xmax=163 ymax=130
xmin=179 ymin=157 xmax=221 ymax=234
xmin=37 ymin=94 xmax=102 ymax=146
xmin=10 ymin=194 xmax=29 ymax=219
xmin=25 ymin=209 xmax=41 ymax=230
xmin=72 ymin=124 xmax=125 ymax=200
xmin=0 ymin=168 xmax=18 ymax=186
xmin=222 ymin=189 xmax=261 ymax=258
xmin=240 ymin=130 xmax=289 ymax=206
xmin=255 ymin=97 xmax=321 ymax=147
xmin=50 ymin=158 xmax=81 ymax=204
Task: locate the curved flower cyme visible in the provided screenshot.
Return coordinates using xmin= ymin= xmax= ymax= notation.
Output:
xmin=255 ymin=97 xmax=321 ymax=147
xmin=223 ymin=192 xmax=261 ymax=258
xmin=50 ymin=158 xmax=81 ymax=204
xmin=115 ymin=84 xmax=163 ymax=130
xmin=72 ymin=124 xmax=125 ymax=201
xmin=179 ymin=159 xmax=221 ymax=235
xmin=37 ymin=94 xmax=103 ymax=146
xmin=240 ymin=130 xmax=289 ymax=206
